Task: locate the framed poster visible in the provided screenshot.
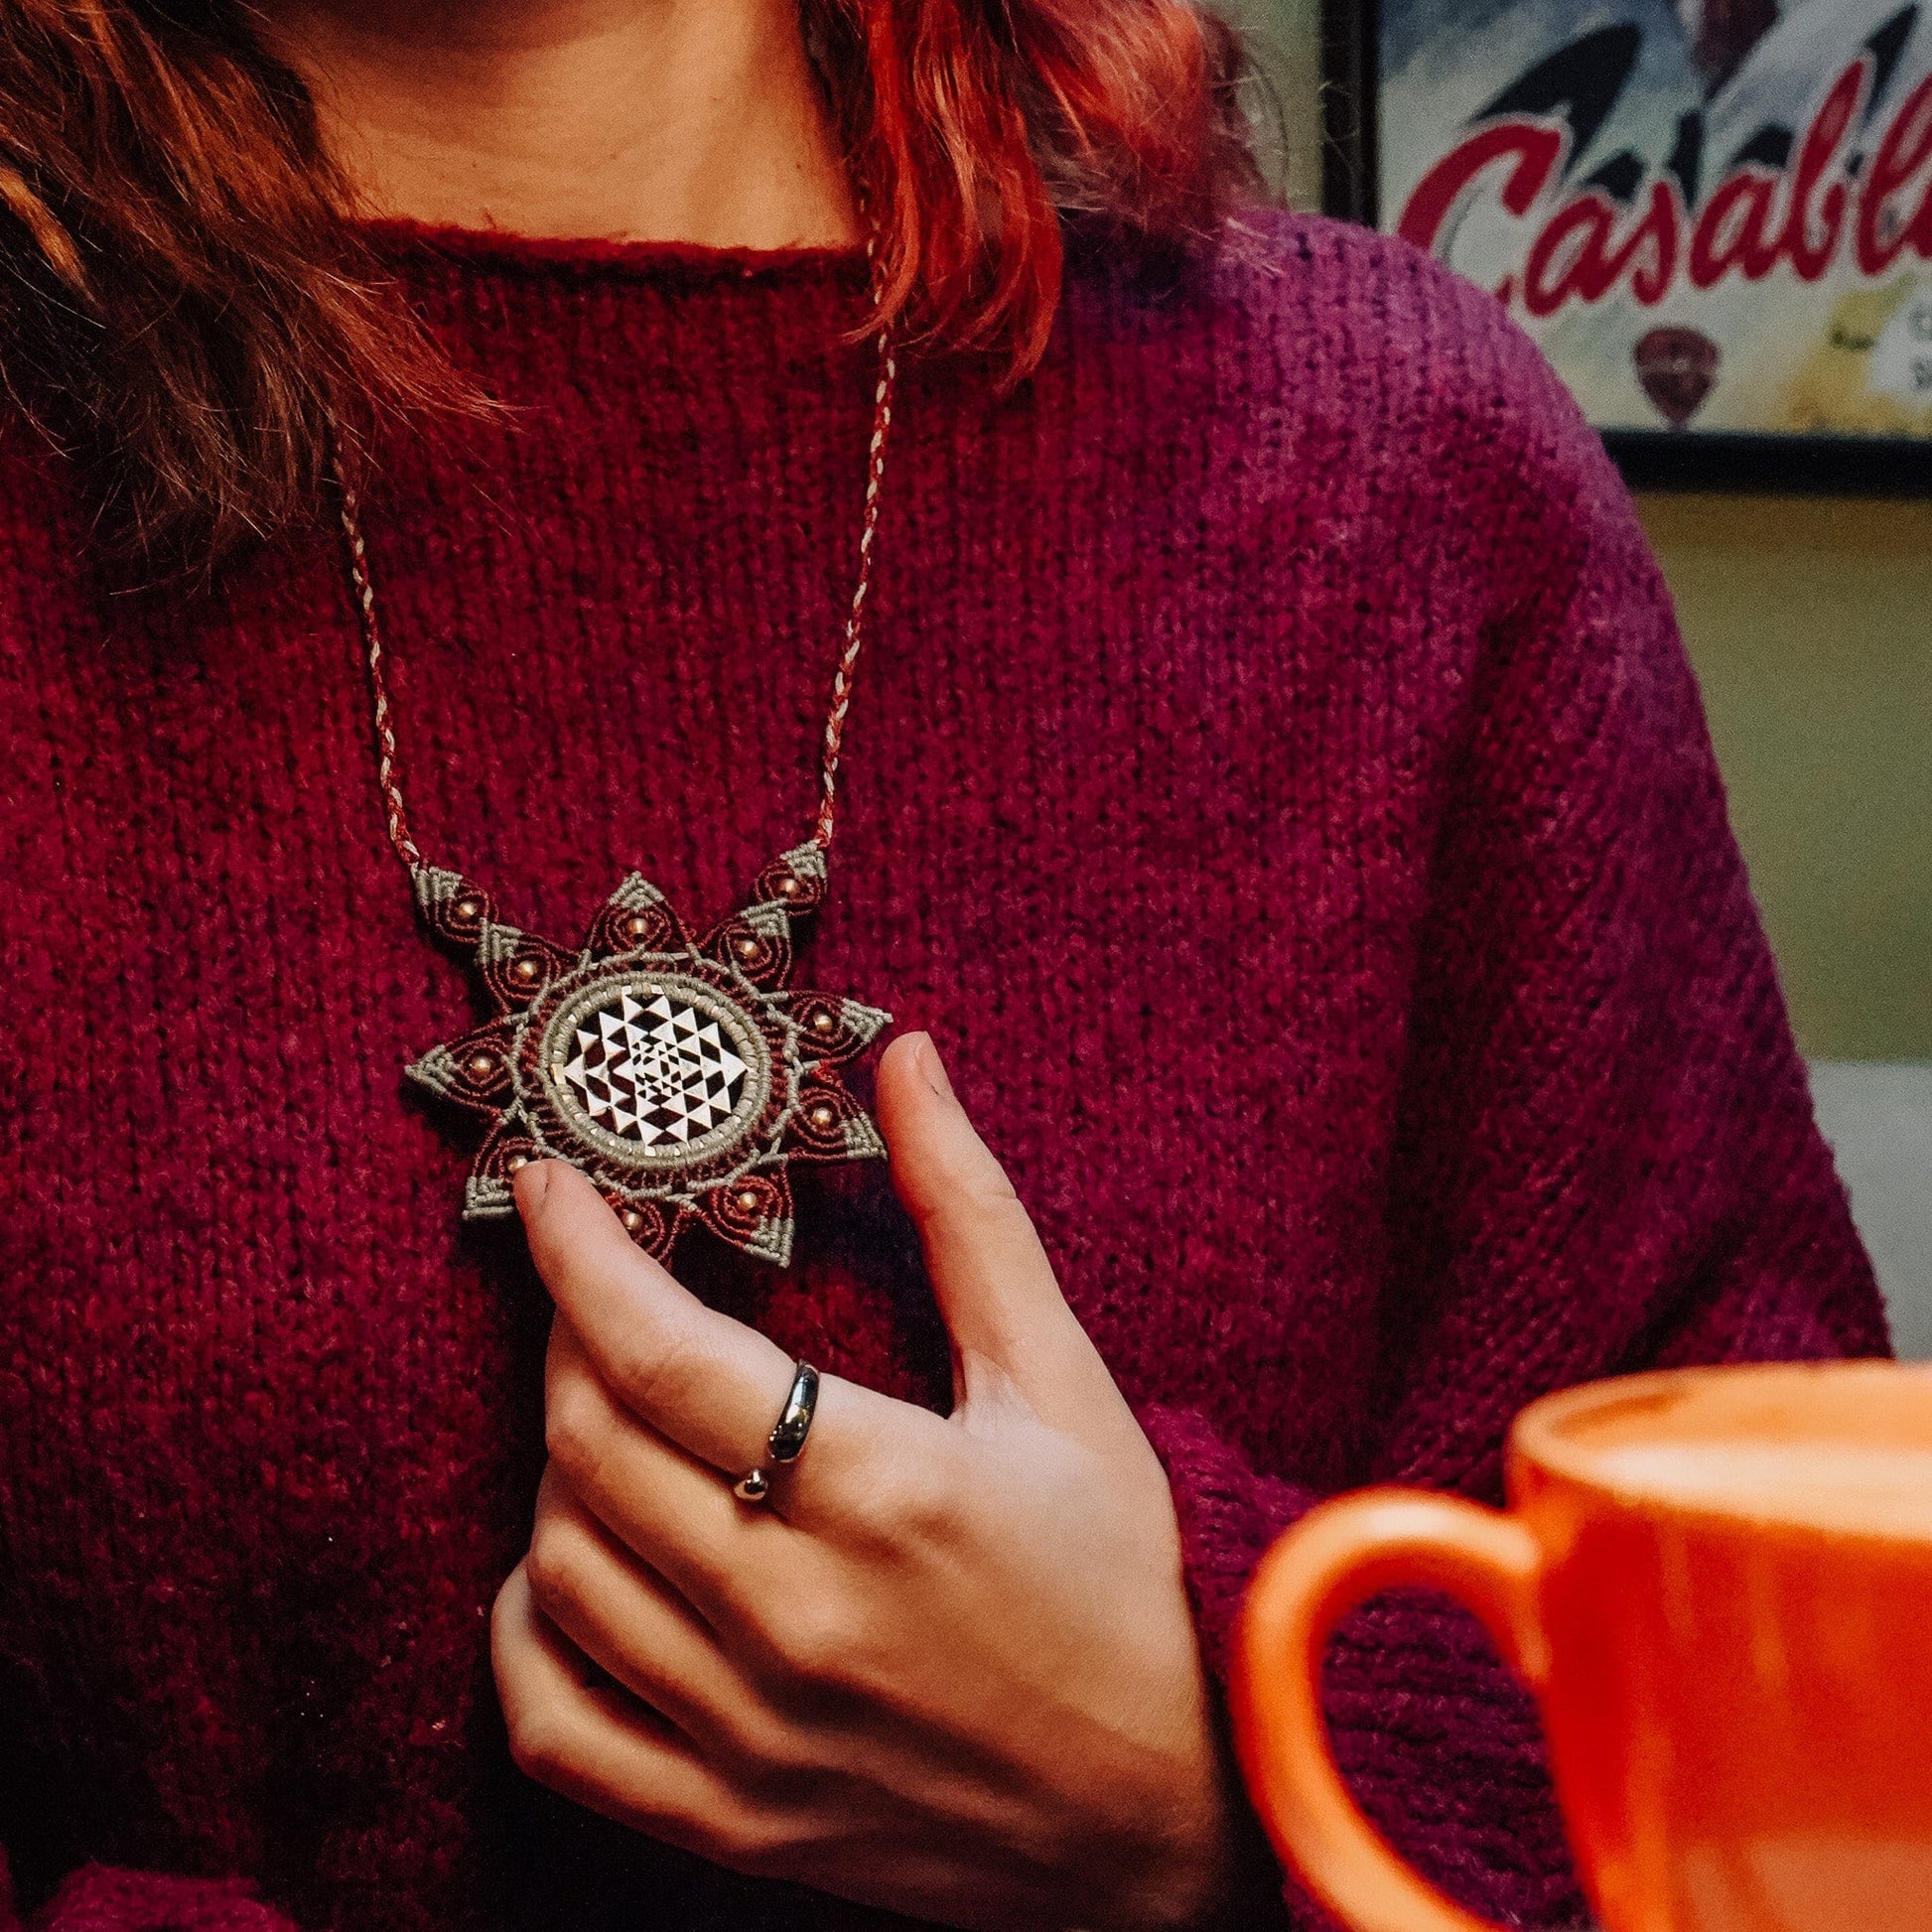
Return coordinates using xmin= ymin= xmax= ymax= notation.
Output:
xmin=1324 ymin=0 xmax=1932 ymax=490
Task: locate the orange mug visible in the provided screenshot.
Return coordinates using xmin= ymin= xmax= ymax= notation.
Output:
xmin=1232 ymin=1362 xmax=1932 ymax=1932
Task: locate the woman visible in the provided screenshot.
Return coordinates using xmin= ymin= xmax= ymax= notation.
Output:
xmin=0 ymin=2 xmax=1885 ymax=1929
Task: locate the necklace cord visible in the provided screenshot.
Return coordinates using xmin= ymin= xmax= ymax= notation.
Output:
xmin=339 ymin=472 xmax=424 ymax=871
xmin=813 ymin=322 xmax=897 ymax=850
xmin=336 ymin=259 xmax=898 ymax=879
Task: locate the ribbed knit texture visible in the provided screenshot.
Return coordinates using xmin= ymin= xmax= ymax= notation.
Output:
xmin=0 ymin=212 xmax=1886 ymax=1932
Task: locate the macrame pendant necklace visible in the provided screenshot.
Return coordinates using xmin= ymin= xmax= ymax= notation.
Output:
xmin=337 ymin=307 xmax=899 ymax=1271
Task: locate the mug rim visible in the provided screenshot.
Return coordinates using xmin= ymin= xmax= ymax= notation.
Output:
xmin=1508 ymin=1359 xmax=1932 ymax=1526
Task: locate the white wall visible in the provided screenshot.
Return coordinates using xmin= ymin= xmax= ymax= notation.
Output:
xmin=1811 ymin=1066 xmax=1932 ymax=1361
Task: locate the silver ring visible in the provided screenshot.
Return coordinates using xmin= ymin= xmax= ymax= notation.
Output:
xmin=733 ymin=1362 xmax=819 ymax=1503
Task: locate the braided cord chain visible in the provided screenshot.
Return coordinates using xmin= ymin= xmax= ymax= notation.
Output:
xmin=337 ymin=261 xmax=898 ymax=879
xmin=339 ymin=477 xmax=424 ymax=871
xmin=812 ymin=319 xmax=897 ymax=850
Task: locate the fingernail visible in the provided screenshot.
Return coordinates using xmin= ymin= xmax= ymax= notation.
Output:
xmin=918 ymin=1034 xmax=954 ymax=1101
xmin=513 ymin=1160 xmax=551 ymax=1214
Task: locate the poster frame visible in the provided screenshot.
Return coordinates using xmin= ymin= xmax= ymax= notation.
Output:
xmin=1319 ymin=0 xmax=1932 ymax=495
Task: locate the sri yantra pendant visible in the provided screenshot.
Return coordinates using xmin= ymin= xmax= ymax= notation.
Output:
xmin=404 ymin=842 xmax=890 ymax=1268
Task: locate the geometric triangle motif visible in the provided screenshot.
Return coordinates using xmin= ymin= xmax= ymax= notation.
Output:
xmin=563 ymin=988 xmax=750 ymax=1148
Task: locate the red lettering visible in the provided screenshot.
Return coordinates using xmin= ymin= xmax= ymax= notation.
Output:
xmin=1396 ymin=119 xmax=1566 ymax=258
xmin=1605 ymin=181 xmax=1681 ymax=307
xmin=1523 ymin=193 xmax=1613 ymax=317
xmin=1403 ymin=61 xmax=1899 ymax=317
xmin=1779 ymin=60 xmax=1866 ymax=281
xmin=1859 ymin=72 xmax=1932 ymax=275
xmin=1690 ymin=170 xmax=1780 ymax=288
xmin=1519 ymin=180 xmax=1680 ymax=317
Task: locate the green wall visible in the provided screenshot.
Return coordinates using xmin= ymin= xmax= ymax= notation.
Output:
xmin=1239 ymin=2 xmax=1929 ymax=1061
xmin=1636 ymin=495 xmax=1930 ymax=1059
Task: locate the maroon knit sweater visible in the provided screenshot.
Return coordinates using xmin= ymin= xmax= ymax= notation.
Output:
xmin=0 ymin=213 xmax=1886 ymax=1932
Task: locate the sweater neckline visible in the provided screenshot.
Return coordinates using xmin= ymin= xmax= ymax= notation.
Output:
xmin=358 ymin=215 xmax=869 ymax=286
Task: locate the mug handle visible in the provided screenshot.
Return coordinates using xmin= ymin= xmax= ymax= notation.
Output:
xmin=1232 ymin=1488 xmax=1551 ymax=1932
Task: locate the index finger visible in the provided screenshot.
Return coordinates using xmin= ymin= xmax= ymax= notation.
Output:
xmin=515 ymin=1159 xmax=802 ymax=1479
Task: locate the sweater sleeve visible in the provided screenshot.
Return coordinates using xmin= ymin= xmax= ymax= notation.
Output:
xmin=0 ymin=1856 xmax=298 ymax=1931
xmin=1141 ymin=319 xmax=1888 ymax=1931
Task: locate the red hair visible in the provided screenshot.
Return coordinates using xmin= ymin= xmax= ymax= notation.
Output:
xmin=823 ymin=0 xmax=1257 ymax=371
xmin=0 ymin=1 xmax=1261 ymax=572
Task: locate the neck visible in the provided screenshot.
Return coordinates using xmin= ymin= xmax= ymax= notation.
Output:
xmin=259 ymin=0 xmax=857 ymax=247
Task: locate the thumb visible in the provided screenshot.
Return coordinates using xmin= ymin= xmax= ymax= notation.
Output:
xmin=876 ymin=1032 xmax=1118 ymax=1424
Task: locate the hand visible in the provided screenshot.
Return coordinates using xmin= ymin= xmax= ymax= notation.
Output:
xmin=491 ymin=1032 xmax=1238 ymax=1930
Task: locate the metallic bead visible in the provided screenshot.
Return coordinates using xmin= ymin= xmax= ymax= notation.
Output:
xmin=811 ymin=1011 xmax=837 ymax=1035
xmin=735 ymin=936 xmax=760 ymax=960
xmin=734 ymin=1468 xmax=770 ymax=1503
xmin=465 ymin=1052 xmax=497 ymax=1083
xmin=776 ymin=875 xmax=802 ymax=898
xmin=505 ymin=1153 xmax=529 ymax=1174
xmin=735 ymin=1188 xmax=760 ymax=1214
xmin=620 ymin=1207 xmax=643 ymax=1233
xmin=454 ymin=896 xmax=484 ymax=923
xmin=809 ymin=1104 xmax=835 ymax=1130
xmin=623 ymin=913 xmax=650 ymax=941
xmin=512 ymin=957 xmax=542 ymax=983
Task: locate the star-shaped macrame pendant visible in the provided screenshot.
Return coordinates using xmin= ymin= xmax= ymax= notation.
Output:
xmin=404 ymin=842 xmax=890 ymax=1268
